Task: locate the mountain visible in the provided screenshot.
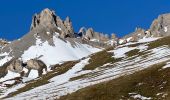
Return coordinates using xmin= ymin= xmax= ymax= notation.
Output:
xmin=1 ymin=8 xmax=170 ymax=100
xmin=119 ymin=14 xmax=170 ymax=45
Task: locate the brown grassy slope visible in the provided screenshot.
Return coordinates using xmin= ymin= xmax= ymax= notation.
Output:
xmin=5 ymin=61 xmax=78 ymax=98
xmin=148 ymin=36 xmax=170 ymax=49
xmin=83 ymin=50 xmax=121 ymax=70
xmin=59 ymin=62 xmax=170 ymax=100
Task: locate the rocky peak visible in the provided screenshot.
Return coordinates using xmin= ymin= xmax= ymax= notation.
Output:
xmin=86 ymin=28 xmax=95 ymax=39
xmin=78 ymin=27 xmax=87 ymax=37
xmin=150 ymin=13 xmax=170 ymax=37
xmin=30 ymin=8 xmax=57 ymax=30
xmin=80 ymin=27 xmax=109 ymax=42
xmin=64 ymin=16 xmax=74 ymax=36
xmin=111 ymin=33 xmax=117 ymax=40
xmin=30 ymin=8 xmax=75 ymax=38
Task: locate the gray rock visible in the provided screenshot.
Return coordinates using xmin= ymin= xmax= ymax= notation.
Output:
xmin=122 ymin=27 xmax=146 ymax=42
xmin=30 ymin=8 xmax=75 ymax=38
xmin=150 ymin=13 xmax=170 ymax=37
xmin=81 ymin=27 xmax=109 ymax=42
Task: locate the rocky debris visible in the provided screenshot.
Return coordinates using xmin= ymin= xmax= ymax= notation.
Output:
xmin=30 ymin=8 xmax=75 ymax=38
xmin=150 ymin=13 xmax=170 ymax=37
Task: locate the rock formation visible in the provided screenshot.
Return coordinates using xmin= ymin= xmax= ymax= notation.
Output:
xmin=30 ymin=8 xmax=75 ymax=38
xmin=79 ymin=27 xmax=109 ymax=42
xmin=150 ymin=13 xmax=170 ymax=37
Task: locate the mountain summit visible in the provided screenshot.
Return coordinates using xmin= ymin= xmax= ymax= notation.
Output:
xmin=30 ymin=8 xmax=74 ymax=38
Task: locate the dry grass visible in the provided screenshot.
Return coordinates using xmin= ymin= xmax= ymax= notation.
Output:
xmin=125 ymin=49 xmax=151 ymax=59
xmin=148 ymin=36 xmax=170 ymax=49
xmin=59 ymin=62 xmax=170 ymax=100
xmin=83 ymin=50 xmax=121 ymax=70
xmin=125 ymin=49 xmax=140 ymax=57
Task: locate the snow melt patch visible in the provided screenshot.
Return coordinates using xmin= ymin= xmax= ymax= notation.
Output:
xmin=162 ymin=62 xmax=170 ymax=69
xmin=50 ymin=58 xmax=90 ymax=84
xmin=0 ymin=84 xmax=25 ymax=99
xmin=2 ymin=80 xmax=15 ymax=86
xmin=129 ymin=93 xmax=152 ymax=100
xmin=109 ymin=47 xmax=136 ymax=58
xmin=119 ymin=39 xmax=125 ymax=44
xmin=0 ymin=56 xmax=12 ymax=66
xmin=57 ymin=27 xmax=62 ymax=31
xmin=164 ymin=26 xmax=168 ymax=32
xmin=127 ymin=37 xmax=133 ymax=42
xmin=27 ymin=70 xmax=39 ymax=79
xmin=138 ymin=37 xmax=159 ymax=43
xmin=0 ymin=52 xmax=12 ymax=66
xmin=0 ymin=71 xmax=20 ymax=82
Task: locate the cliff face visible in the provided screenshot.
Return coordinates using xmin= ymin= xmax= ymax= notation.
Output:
xmin=150 ymin=13 xmax=170 ymax=37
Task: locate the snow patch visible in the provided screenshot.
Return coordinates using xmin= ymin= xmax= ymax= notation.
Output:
xmin=109 ymin=47 xmax=136 ymax=58
xmin=0 ymin=71 xmax=20 ymax=82
xmin=162 ymin=62 xmax=170 ymax=69
xmin=138 ymin=37 xmax=159 ymax=43
xmin=119 ymin=39 xmax=125 ymax=44
xmin=57 ymin=27 xmax=62 ymax=31
xmin=129 ymin=93 xmax=152 ymax=100
xmin=164 ymin=26 xmax=168 ymax=32
xmin=127 ymin=37 xmax=132 ymax=42
xmin=0 ymin=52 xmax=12 ymax=66
xmin=50 ymin=58 xmax=90 ymax=84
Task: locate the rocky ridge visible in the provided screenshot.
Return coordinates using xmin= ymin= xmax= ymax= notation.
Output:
xmin=120 ymin=13 xmax=170 ymax=44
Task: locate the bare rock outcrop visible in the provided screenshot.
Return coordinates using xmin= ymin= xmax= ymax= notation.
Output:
xmin=30 ymin=8 xmax=75 ymax=38
xmin=150 ymin=13 xmax=170 ymax=37
xmin=79 ymin=27 xmax=109 ymax=42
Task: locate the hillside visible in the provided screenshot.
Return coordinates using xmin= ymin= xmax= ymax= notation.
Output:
xmin=1 ymin=8 xmax=170 ymax=100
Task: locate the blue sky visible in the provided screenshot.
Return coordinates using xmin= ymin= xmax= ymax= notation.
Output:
xmin=0 ymin=0 xmax=170 ymax=40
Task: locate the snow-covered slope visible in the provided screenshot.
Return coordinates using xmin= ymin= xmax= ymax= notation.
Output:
xmin=21 ymin=35 xmax=101 ymax=67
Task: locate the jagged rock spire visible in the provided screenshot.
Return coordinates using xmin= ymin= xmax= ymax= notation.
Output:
xmin=30 ymin=8 xmax=57 ymax=30
xmin=150 ymin=13 xmax=170 ymax=37
xmin=30 ymin=8 xmax=75 ymax=38
xmin=78 ymin=27 xmax=109 ymax=42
